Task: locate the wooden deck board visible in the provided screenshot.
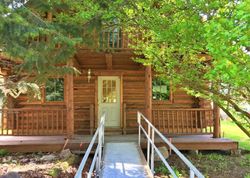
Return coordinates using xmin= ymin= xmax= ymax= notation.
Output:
xmin=0 ymin=134 xmax=238 ymax=152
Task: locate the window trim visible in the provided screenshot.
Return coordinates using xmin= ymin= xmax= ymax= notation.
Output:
xmin=42 ymin=77 xmax=65 ymax=104
xmin=152 ymin=76 xmax=173 ymax=104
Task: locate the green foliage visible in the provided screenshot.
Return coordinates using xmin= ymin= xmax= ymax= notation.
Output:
xmin=64 ymin=155 xmax=79 ymax=165
xmin=0 ymin=149 xmax=8 ymax=157
xmin=205 ymin=153 xmax=225 ymax=162
xmin=117 ymin=0 xmax=250 ymax=136
xmin=240 ymin=154 xmax=250 ymax=167
xmin=0 ymin=1 xmax=249 ymax=135
xmin=155 ymin=163 xmax=169 ymax=175
xmin=45 ymin=78 xmax=64 ymax=101
xmin=58 ymin=161 xmax=70 ymax=171
xmin=245 ymin=173 xmax=250 ymax=178
xmin=0 ymin=0 xmax=124 ymax=97
xmin=186 ymin=151 xmax=249 ymax=177
xmin=222 ymin=120 xmax=250 ymax=150
xmin=155 ymin=163 xmax=183 ymax=177
xmin=152 ymin=77 xmax=170 ymax=100
xmin=48 ymin=167 xmax=62 ymax=177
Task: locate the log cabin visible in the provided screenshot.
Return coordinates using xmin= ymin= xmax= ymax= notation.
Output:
xmin=0 ymin=29 xmax=221 ymax=141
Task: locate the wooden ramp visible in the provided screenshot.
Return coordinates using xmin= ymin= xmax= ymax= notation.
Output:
xmin=100 ymin=142 xmax=153 ymax=178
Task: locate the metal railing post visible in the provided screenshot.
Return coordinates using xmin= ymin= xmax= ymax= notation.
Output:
xmin=190 ymin=169 xmax=195 ymax=178
xmin=75 ymin=112 xmax=106 ymax=178
xmin=97 ymin=119 xmax=103 ymax=173
xmin=169 ymin=138 xmax=172 ymax=156
xmin=136 ymin=111 xmax=205 ymax=178
xmin=147 ymin=124 xmax=151 ymax=164
xmin=137 ymin=112 xmax=141 ymax=146
xmin=96 ymin=154 xmax=99 ymax=174
xmin=102 ymin=120 xmax=104 ymax=146
xmin=87 ymin=172 xmax=91 ymax=178
xmin=151 ymin=129 xmax=155 ymax=175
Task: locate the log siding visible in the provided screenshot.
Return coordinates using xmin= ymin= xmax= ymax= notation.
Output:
xmin=1 ymin=50 xmax=214 ymax=136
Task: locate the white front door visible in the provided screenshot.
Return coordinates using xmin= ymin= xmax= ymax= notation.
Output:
xmin=98 ymin=76 xmax=120 ymax=127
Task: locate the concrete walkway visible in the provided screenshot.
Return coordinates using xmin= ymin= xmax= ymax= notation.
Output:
xmin=100 ymin=142 xmax=153 ymax=178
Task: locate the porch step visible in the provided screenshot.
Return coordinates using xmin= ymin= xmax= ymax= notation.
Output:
xmin=104 ymin=128 xmax=123 ymax=135
xmin=104 ymin=131 xmax=123 ymax=135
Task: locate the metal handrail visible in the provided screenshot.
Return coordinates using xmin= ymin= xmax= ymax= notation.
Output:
xmin=137 ymin=111 xmax=204 ymax=178
xmin=75 ymin=113 xmax=106 ymax=178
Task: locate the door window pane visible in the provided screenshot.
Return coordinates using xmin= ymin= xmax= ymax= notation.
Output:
xmin=102 ymin=79 xmax=117 ymax=103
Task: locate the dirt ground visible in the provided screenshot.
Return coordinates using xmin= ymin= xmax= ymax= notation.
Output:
xmin=0 ymin=151 xmax=81 ymax=178
xmin=1 ymin=150 xmax=249 ymax=178
xmin=155 ymin=150 xmax=250 ymax=178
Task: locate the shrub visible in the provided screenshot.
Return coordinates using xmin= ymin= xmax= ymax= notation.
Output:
xmin=0 ymin=149 xmax=8 ymax=157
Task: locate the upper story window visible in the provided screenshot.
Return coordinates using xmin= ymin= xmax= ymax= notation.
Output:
xmin=99 ymin=28 xmax=122 ymax=48
xmin=45 ymin=78 xmax=64 ymax=102
xmin=152 ymin=78 xmax=170 ymax=101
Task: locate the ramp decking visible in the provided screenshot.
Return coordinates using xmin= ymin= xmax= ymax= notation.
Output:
xmin=100 ymin=142 xmax=152 ymax=178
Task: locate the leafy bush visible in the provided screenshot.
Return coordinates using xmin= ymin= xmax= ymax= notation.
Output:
xmin=155 ymin=163 xmax=183 ymax=177
xmin=244 ymin=173 xmax=250 ymax=178
xmin=48 ymin=168 xmax=62 ymax=177
xmin=0 ymin=149 xmax=8 ymax=157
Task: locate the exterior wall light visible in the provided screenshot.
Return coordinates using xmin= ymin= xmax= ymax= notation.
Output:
xmin=87 ymin=69 xmax=91 ymax=83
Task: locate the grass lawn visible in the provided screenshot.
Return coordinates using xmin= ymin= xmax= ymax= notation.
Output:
xmin=155 ymin=119 xmax=250 ymax=178
xmin=221 ymin=119 xmax=250 ymax=151
xmin=155 ymin=151 xmax=250 ymax=178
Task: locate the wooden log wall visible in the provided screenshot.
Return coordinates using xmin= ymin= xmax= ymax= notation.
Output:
xmin=73 ymin=73 xmax=95 ymax=134
xmin=153 ymin=89 xmax=198 ymax=109
xmin=123 ymin=70 xmax=145 ymax=133
xmin=75 ymin=50 xmax=212 ymax=135
xmin=6 ymin=49 xmax=213 ymax=136
xmin=74 ymin=51 xmax=145 ymax=134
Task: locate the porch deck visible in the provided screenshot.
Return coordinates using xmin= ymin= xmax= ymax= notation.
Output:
xmin=0 ymin=134 xmax=238 ymax=153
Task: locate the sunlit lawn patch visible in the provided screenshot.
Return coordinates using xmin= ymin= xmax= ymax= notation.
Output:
xmin=221 ymin=120 xmax=250 ymax=151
